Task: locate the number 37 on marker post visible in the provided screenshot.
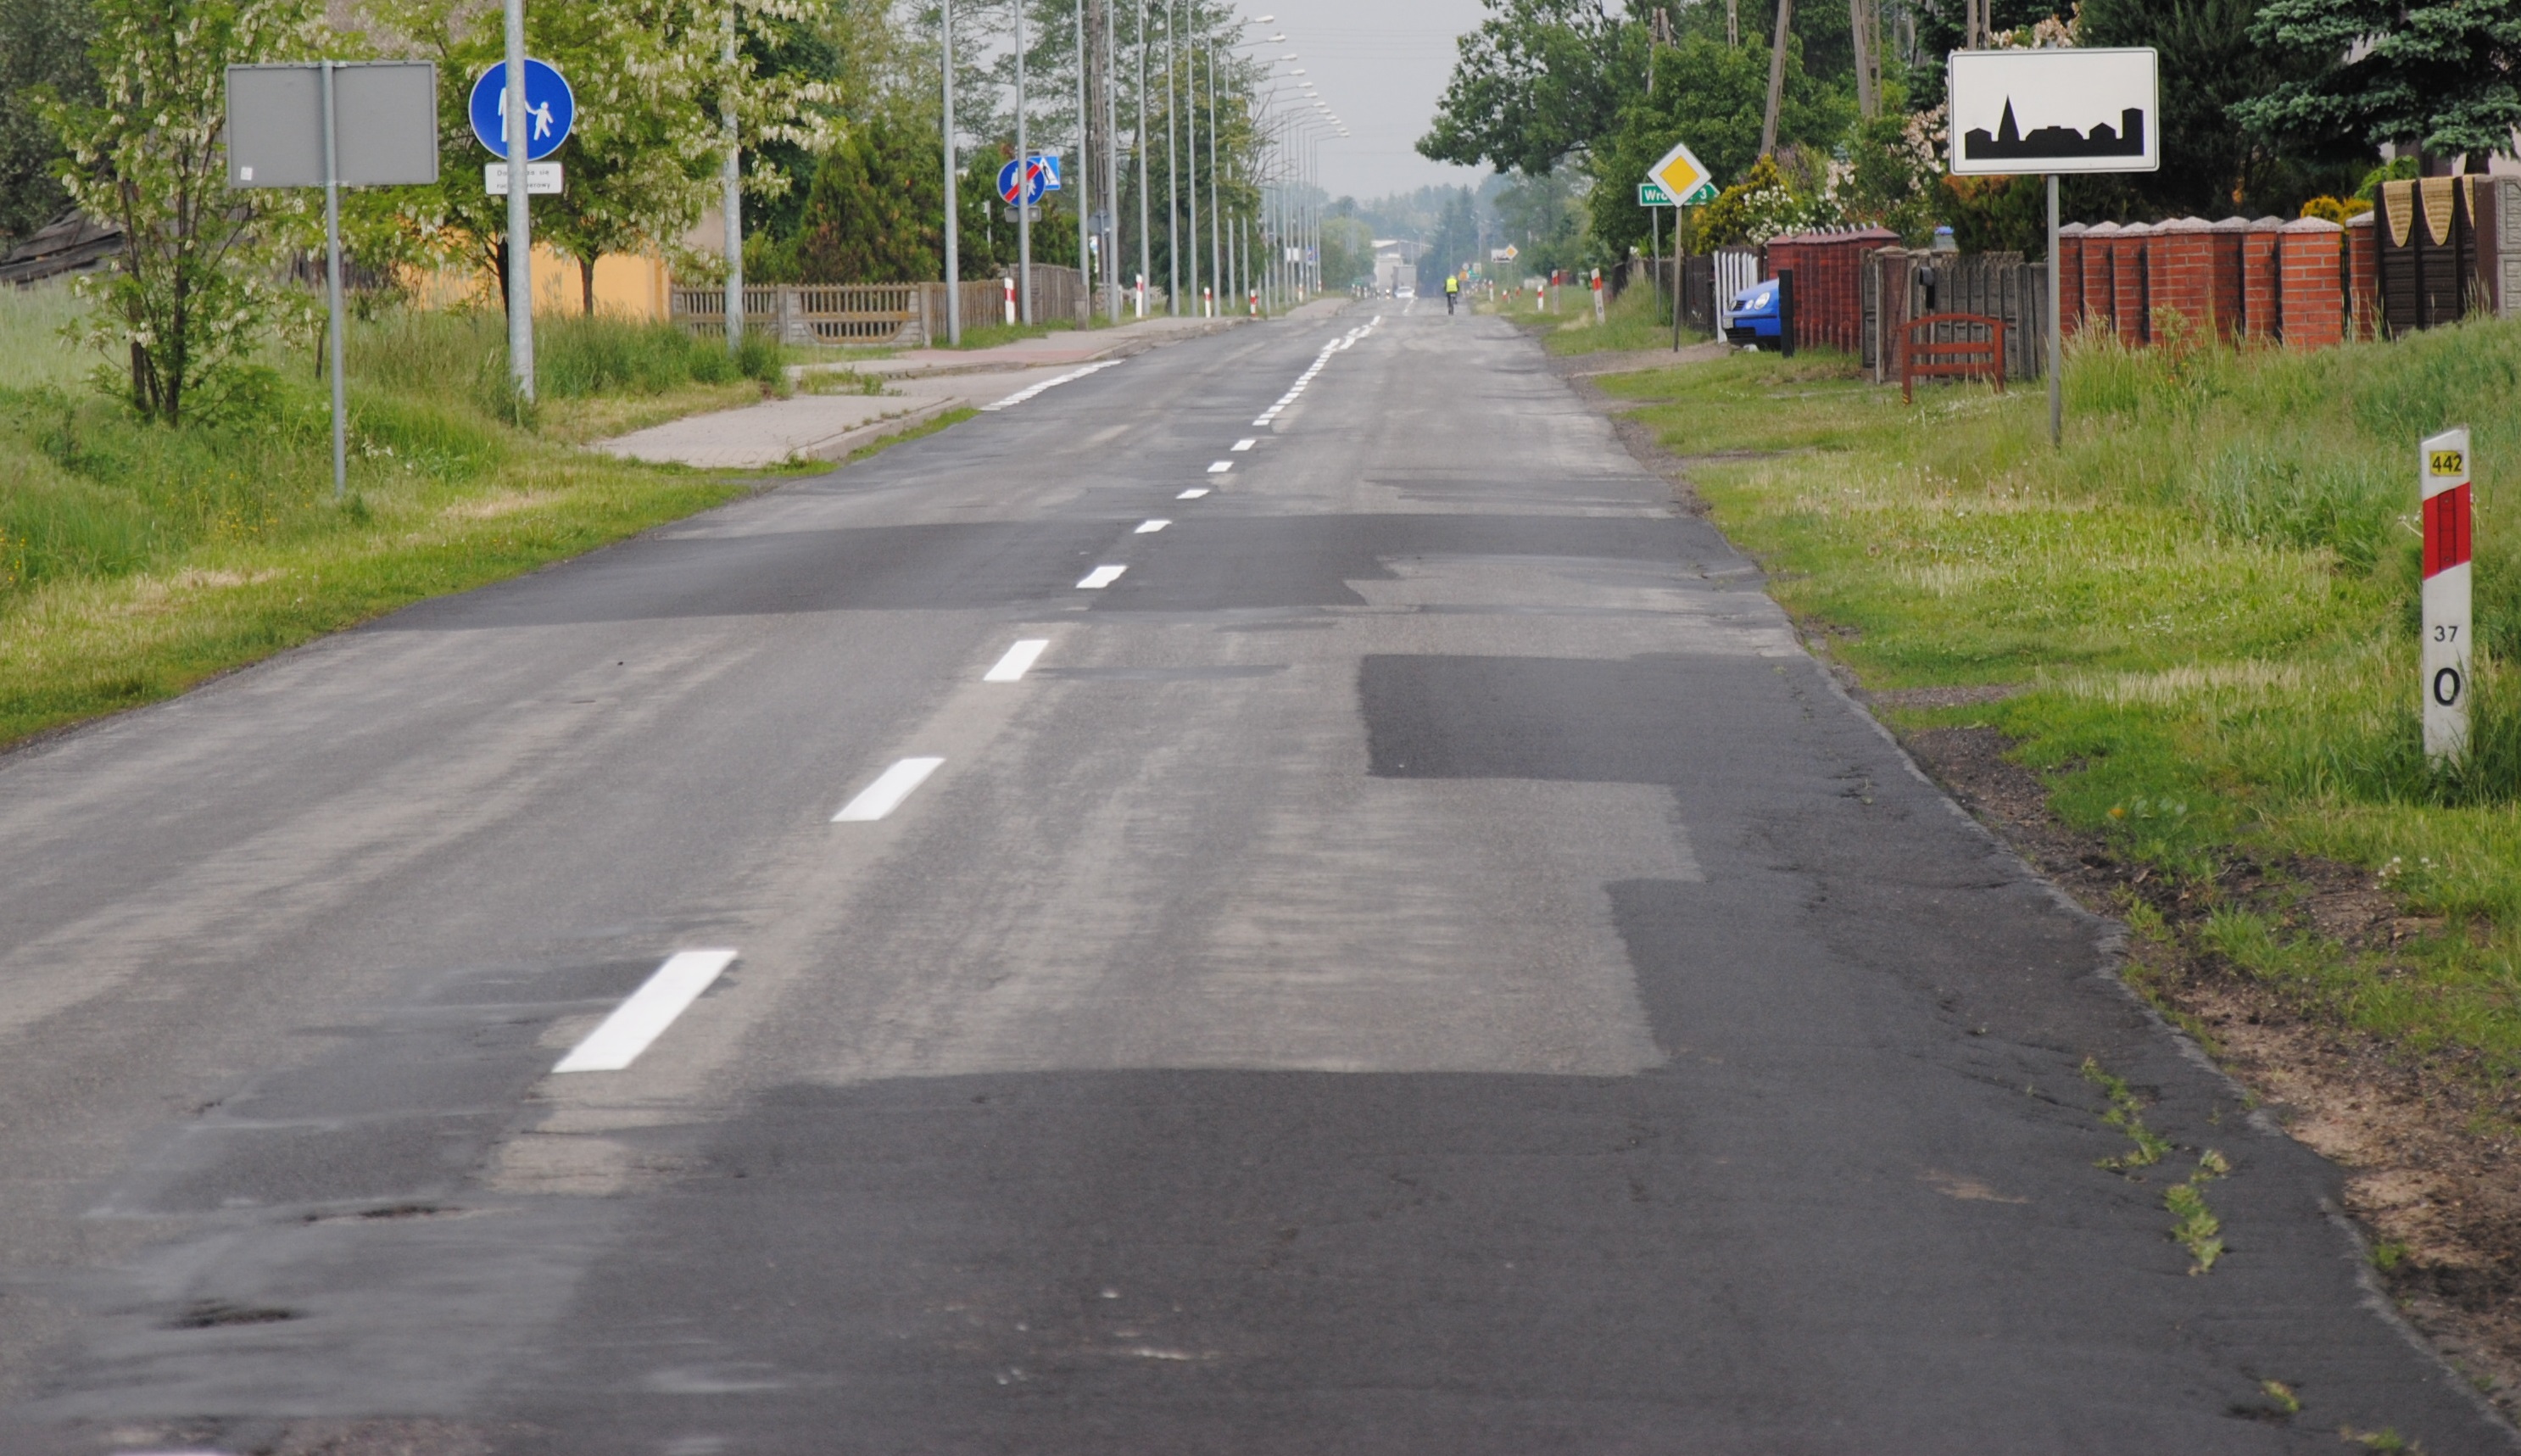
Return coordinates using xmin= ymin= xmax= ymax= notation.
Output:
xmin=2421 ymin=427 xmax=2473 ymax=765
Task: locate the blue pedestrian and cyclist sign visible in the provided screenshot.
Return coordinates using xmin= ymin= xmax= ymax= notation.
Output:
xmin=467 ymin=59 xmax=574 ymax=159
xmin=996 ymin=153 xmax=1063 ymax=204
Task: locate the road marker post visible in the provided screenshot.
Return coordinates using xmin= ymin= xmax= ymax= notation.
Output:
xmin=2422 ymin=427 xmax=2474 ymax=765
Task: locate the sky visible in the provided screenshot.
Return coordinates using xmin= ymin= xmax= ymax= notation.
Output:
xmin=1235 ymin=0 xmax=1493 ymax=201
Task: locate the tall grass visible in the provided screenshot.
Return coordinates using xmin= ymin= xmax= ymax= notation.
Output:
xmin=349 ymin=310 xmax=782 ymax=416
xmin=0 ymin=282 xmax=101 ymax=393
xmin=0 ymin=301 xmax=781 ymax=600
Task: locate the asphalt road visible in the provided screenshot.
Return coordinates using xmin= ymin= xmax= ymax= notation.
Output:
xmin=0 ymin=302 xmax=2508 ymax=1454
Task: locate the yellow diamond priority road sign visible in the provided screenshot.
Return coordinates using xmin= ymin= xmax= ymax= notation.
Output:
xmin=1647 ymin=139 xmax=1713 ymax=209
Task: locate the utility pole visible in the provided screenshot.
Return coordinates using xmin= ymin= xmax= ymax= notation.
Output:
xmin=1076 ymin=0 xmax=1091 ymax=317
xmin=1017 ymin=0 xmax=1032 ymax=324
xmin=1183 ymin=3 xmax=1202 ymax=315
xmin=721 ymin=3 xmax=743 ymax=356
xmin=1101 ymin=0 xmax=1121 ymax=319
xmin=942 ymin=0 xmax=960 ymax=343
xmin=1164 ymin=0 xmax=1179 ymax=314
xmin=1204 ymin=21 xmax=1220 ymax=315
xmin=1726 ymin=0 xmax=1738 ymax=46
xmin=503 ymin=0 xmax=534 ymax=398
xmin=1135 ymin=0 xmax=1152 ymax=316
xmin=1849 ymin=0 xmax=1877 ymax=118
xmin=1760 ymin=0 xmax=1792 ymax=158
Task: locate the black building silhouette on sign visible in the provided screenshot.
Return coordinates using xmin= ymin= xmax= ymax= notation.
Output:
xmin=1963 ymin=99 xmax=2145 ymax=161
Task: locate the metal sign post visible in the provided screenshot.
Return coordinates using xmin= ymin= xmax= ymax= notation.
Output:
xmin=2422 ymin=427 xmax=2474 ymax=765
xmin=1946 ymin=47 xmax=2158 ymax=446
xmin=227 ymin=61 xmax=437 ymax=499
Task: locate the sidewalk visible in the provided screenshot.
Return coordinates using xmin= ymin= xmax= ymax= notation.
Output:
xmin=596 ymin=311 xmax=1269 ymax=471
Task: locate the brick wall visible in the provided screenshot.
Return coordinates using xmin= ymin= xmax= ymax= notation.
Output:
xmin=2209 ymin=217 xmax=2248 ymax=341
xmin=2055 ymin=223 xmax=2086 ymax=333
xmin=2241 ymin=220 xmax=2282 ymax=343
xmin=2111 ymin=223 xmax=2152 ymax=343
xmin=2081 ymin=221 xmax=2120 ymax=334
xmin=2345 ymin=213 xmax=2379 ymax=340
xmin=2150 ymin=217 xmax=2212 ymax=335
xmin=1767 ymin=228 xmax=1900 ymax=354
xmin=2278 ymin=216 xmax=2345 ymax=349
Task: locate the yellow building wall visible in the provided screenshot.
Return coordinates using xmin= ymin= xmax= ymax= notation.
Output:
xmin=406 ymin=246 xmax=673 ymax=321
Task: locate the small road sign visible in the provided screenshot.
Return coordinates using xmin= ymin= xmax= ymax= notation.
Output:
xmin=1639 ymin=181 xmax=1672 ymax=207
xmin=228 ymin=61 xmax=438 ymax=187
xmin=483 ymin=162 xmax=562 ymax=195
xmin=1946 ymin=48 xmax=2159 ymax=176
xmin=1645 ymin=139 xmax=1712 ymax=213
xmin=2421 ymin=426 xmax=2474 ymax=764
xmin=468 ymin=59 xmax=574 ymax=161
xmin=997 ymin=154 xmax=1062 ymax=204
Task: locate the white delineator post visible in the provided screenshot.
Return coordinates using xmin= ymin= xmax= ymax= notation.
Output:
xmin=2421 ymin=426 xmax=2474 ymax=765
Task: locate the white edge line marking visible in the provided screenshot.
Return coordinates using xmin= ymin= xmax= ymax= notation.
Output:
xmin=1176 ymin=488 xmax=1209 ymax=499
xmin=1135 ymin=518 xmax=1170 ymax=533
xmin=1077 ymin=565 xmax=1128 ymax=589
xmin=553 ymin=950 xmax=739 ymax=1074
xmin=833 ymin=756 xmax=945 ymax=822
xmin=1232 ymin=439 xmax=1256 ymax=450
xmin=979 ymin=358 xmax=1126 ymax=412
xmin=984 ymin=639 xmax=1050 ymax=682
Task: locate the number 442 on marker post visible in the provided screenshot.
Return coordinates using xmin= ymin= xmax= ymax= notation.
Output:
xmin=2422 ymin=427 xmax=2473 ymax=765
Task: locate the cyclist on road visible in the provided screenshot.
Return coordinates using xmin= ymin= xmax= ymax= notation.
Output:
xmin=1444 ymin=273 xmax=1460 ymax=314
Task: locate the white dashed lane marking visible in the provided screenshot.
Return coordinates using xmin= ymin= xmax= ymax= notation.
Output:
xmin=984 ymin=639 xmax=1049 ymax=683
xmin=1077 ymin=565 xmax=1128 ymax=589
xmin=834 ymin=757 xmax=945 ymax=823
xmin=1135 ymin=519 xmax=1170 ymax=533
xmin=553 ymin=950 xmax=740 ymax=1074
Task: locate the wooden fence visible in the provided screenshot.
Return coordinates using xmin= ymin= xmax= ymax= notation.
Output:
xmin=1861 ymin=249 xmax=2047 ymax=383
xmin=670 ymin=268 xmax=1090 ymax=347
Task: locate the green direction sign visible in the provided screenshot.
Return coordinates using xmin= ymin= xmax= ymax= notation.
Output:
xmin=1639 ymin=179 xmax=1719 ymax=208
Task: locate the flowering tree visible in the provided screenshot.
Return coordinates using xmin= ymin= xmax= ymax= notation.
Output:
xmin=47 ymin=0 xmax=326 ymax=424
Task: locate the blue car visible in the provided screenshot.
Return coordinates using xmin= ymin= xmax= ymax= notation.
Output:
xmin=1724 ymin=280 xmax=1782 ymax=347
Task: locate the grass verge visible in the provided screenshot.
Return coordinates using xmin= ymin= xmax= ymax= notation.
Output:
xmin=1490 ymin=278 xmax=1709 ymax=354
xmin=0 ymin=293 xmax=806 ymax=749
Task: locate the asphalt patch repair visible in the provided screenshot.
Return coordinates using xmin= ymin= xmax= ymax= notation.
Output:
xmin=1900 ymin=719 xmax=2521 ymax=1420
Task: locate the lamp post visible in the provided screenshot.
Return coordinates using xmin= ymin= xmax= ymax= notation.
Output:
xmin=1163 ymin=0 xmax=1179 ymax=314
xmin=721 ymin=4 xmax=742 ymax=356
xmin=1015 ymin=0 xmax=1031 ymax=324
xmin=941 ymin=0 xmax=959 ymax=344
xmin=504 ymin=0 xmax=534 ymax=395
xmin=1075 ymin=0 xmax=1091 ymax=319
xmin=1135 ymin=0 xmax=1152 ymax=316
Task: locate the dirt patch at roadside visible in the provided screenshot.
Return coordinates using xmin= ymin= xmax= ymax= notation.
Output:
xmin=1905 ymin=721 xmax=2521 ymax=1420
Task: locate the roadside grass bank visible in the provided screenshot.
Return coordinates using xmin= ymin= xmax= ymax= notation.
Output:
xmin=0 ymin=292 xmax=802 ymax=749
xmin=1491 ymin=279 xmax=1702 ymax=354
xmin=1589 ymin=318 xmax=2521 ymax=1398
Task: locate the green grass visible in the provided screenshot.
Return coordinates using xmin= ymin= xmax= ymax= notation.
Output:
xmin=1598 ymin=317 xmax=2521 ymax=1091
xmin=945 ymin=316 xmax=1084 ymax=350
xmin=0 ymin=292 xmax=803 ymax=747
xmin=1490 ymin=279 xmax=1711 ymax=354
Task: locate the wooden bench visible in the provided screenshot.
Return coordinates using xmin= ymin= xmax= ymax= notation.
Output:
xmin=1899 ymin=312 xmax=2007 ymax=402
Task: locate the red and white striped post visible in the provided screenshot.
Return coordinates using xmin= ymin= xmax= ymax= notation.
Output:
xmin=2421 ymin=427 xmax=2474 ymax=764
xmin=1003 ymin=275 xmax=1018 ymax=326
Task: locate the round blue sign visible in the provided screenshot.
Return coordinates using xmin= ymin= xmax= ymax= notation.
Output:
xmin=996 ymin=158 xmax=1051 ymax=205
xmin=469 ymin=59 xmax=575 ymax=161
